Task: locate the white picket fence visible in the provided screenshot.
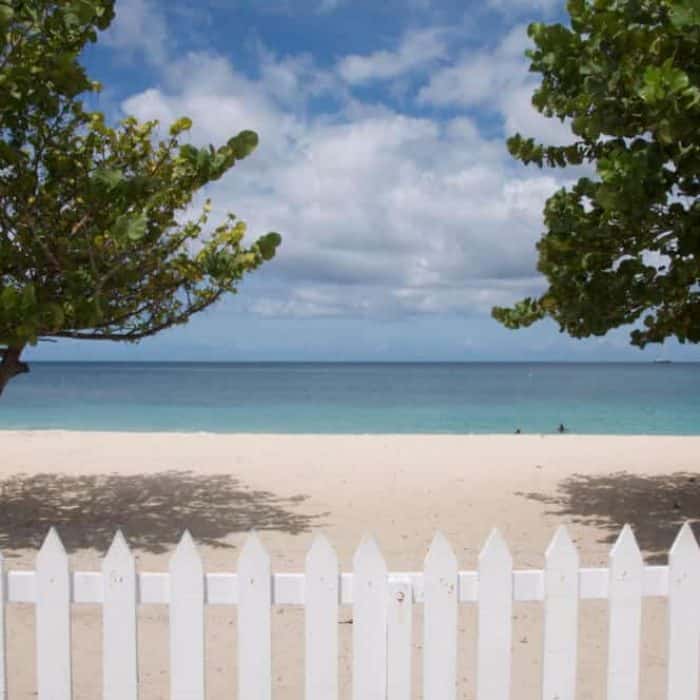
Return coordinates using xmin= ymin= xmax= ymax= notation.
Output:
xmin=0 ymin=523 xmax=699 ymax=700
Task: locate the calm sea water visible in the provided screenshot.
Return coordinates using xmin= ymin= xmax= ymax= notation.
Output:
xmin=0 ymin=362 xmax=698 ymax=434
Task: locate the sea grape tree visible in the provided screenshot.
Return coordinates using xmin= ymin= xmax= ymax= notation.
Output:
xmin=492 ymin=0 xmax=700 ymax=348
xmin=0 ymin=0 xmax=281 ymax=395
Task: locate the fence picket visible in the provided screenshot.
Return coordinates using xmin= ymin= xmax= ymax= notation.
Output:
xmin=8 ymin=525 xmax=700 ymax=700
xmin=103 ymin=531 xmax=138 ymax=700
xmin=607 ymin=524 xmax=643 ymax=700
xmin=541 ymin=526 xmax=578 ymax=700
xmin=353 ymin=537 xmax=388 ymax=700
xmin=0 ymin=549 xmax=5 ymax=700
xmin=476 ymin=529 xmax=512 ymax=700
xmin=667 ymin=523 xmax=700 ymax=700
xmin=387 ymin=578 xmax=412 ymax=700
xmin=36 ymin=528 xmax=72 ymax=700
xmin=238 ymin=533 xmax=272 ymax=700
xmin=305 ymin=534 xmax=338 ymax=700
xmin=169 ymin=531 xmax=205 ymax=700
xmin=424 ymin=532 xmax=458 ymax=700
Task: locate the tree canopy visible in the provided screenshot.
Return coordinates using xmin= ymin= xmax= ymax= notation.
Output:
xmin=492 ymin=0 xmax=700 ymax=348
xmin=0 ymin=0 xmax=281 ymax=394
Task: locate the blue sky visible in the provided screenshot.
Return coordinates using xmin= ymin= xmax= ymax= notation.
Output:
xmin=28 ymin=0 xmax=698 ymax=362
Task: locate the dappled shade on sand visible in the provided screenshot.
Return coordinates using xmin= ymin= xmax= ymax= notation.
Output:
xmin=517 ymin=471 xmax=700 ymax=563
xmin=0 ymin=471 xmax=327 ymax=553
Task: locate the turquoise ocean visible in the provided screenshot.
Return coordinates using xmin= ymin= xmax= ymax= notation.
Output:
xmin=0 ymin=362 xmax=698 ymax=434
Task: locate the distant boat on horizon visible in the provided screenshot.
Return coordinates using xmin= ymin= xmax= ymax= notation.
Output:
xmin=653 ymin=358 xmax=672 ymax=364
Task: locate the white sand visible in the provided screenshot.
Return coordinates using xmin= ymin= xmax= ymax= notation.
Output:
xmin=1 ymin=431 xmax=698 ymax=699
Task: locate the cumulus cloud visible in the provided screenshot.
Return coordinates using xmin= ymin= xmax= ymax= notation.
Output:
xmin=102 ymin=0 xmax=169 ymax=66
xmin=418 ymin=24 xmax=574 ymax=146
xmin=337 ymin=28 xmax=448 ymax=84
xmin=118 ymin=43 xmax=567 ymax=319
xmin=487 ymin=0 xmax=563 ymax=15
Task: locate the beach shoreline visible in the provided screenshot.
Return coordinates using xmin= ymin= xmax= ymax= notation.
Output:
xmin=1 ymin=431 xmax=697 ymax=563
xmin=1 ymin=431 xmax=697 ymax=698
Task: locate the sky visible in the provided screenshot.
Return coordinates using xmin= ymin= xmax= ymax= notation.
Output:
xmin=28 ymin=0 xmax=699 ymax=362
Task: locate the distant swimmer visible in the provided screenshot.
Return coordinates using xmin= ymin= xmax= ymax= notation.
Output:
xmin=515 ymin=428 xmax=522 ymax=434
xmin=557 ymin=423 xmax=566 ymax=433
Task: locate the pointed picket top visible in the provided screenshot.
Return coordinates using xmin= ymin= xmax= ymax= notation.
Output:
xmin=669 ymin=522 xmax=700 ymax=562
xmin=306 ymin=532 xmax=338 ymax=570
xmin=478 ymin=528 xmax=512 ymax=567
xmin=353 ymin=535 xmax=387 ymax=573
xmin=37 ymin=527 xmax=67 ymax=566
xmin=305 ymin=533 xmax=338 ymax=700
xmin=170 ymin=529 xmax=203 ymax=572
xmin=424 ymin=531 xmax=458 ymax=700
xmin=609 ymin=524 xmax=643 ymax=566
xmin=425 ymin=531 xmax=458 ymax=570
xmin=238 ymin=531 xmax=270 ymax=569
xmin=36 ymin=527 xmax=71 ymax=700
xmin=545 ymin=526 xmax=579 ymax=565
xmin=104 ymin=530 xmax=133 ymax=567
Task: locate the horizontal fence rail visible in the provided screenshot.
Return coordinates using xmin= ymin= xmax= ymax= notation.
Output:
xmin=3 ymin=562 xmax=676 ymax=604
xmin=0 ymin=523 xmax=698 ymax=700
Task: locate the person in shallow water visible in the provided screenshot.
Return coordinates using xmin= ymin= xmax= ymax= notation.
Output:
xmin=557 ymin=423 xmax=566 ymax=433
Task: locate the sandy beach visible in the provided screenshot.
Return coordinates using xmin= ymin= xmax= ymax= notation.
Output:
xmin=1 ymin=431 xmax=699 ymax=699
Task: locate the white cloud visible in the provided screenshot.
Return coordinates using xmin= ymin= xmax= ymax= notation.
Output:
xmin=120 ymin=43 xmax=566 ymax=319
xmin=338 ymin=28 xmax=448 ymax=84
xmin=418 ymin=24 xmax=573 ymax=146
xmin=317 ymin=0 xmax=343 ymax=12
xmin=487 ymin=0 xmax=563 ymax=15
xmin=102 ymin=0 xmax=168 ymax=66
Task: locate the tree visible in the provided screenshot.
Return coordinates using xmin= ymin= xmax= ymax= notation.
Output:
xmin=0 ymin=0 xmax=281 ymax=395
xmin=492 ymin=0 xmax=700 ymax=348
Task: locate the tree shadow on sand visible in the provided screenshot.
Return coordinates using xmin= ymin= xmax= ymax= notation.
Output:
xmin=0 ymin=471 xmax=328 ymax=554
xmin=517 ymin=472 xmax=700 ymax=563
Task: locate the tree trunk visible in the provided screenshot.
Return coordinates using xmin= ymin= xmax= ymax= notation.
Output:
xmin=0 ymin=346 xmax=29 ymax=397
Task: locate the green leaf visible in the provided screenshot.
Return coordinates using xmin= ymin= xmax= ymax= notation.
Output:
xmin=92 ymin=167 xmax=124 ymax=190
xmin=0 ymin=286 xmax=17 ymax=312
xmin=229 ymin=130 xmax=259 ymax=159
xmin=669 ymin=0 xmax=700 ymax=27
xmin=257 ymin=232 xmax=282 ymax=260
xmin=169 ymin=117 xmax=193 ymax=136
xmin=0 ymin=2 xmax=14 ymax=23
xmin=126 ymin=213 xmax=148 ymax=241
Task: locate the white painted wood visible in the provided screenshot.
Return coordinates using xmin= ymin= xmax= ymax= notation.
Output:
xmin=238 ymin=533 xmax=271 ymax=700
xmin=305 ymin=534 xmax=338 ymax=700
xmin=0 ymin=550 xmax=6 ymax=700
xmin=424 ymin=532 xmax=458 ymax=700
xmin=667 ymin=523 xmax=700 ymax=700
xmin=643 ymin=565 xmax=668 ymax=596
xmin=274 ymin=573 xmax=302 ymax=604
xmin=387 ymin=578 xmax=412 ymax=700
xmin=139 ymin=572 xmax=169 ymax=604
xmin=7 ymin=565 xmax=673 ymax=605
xmin=476 ymin=529 xmax=512 ymax=700
xmin=607 ymin=524 xmax=643 ymax=700
xmin=169 ymin=531 xmax=205 ymax=700
xmin=206 ymin=573 xmax=237 ymax=604
xmin=102 ymin=531 xmax=138 ymax=700
xmin=459 ymin=571 xmax=478 ymax=601
xmin=74 ymin=571 xmax=103 ymax=602
xmin=541 ymin=527 xmax=578 ymax=700
xmin=514 ymin=569 xmax=544 ymax=601
xmin=7 ymin=526 xmax=700 ymax=700
xmin=353 ymin=536 xmax=388 ymax=700
xmin=36 ymin=528 xmax=72 ymax=700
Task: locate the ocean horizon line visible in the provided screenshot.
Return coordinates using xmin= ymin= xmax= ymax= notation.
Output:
xmin=4 ymin=362 xmax=699 ymax=435
xmin=24 ymin=359 xmax=700 ymax=365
